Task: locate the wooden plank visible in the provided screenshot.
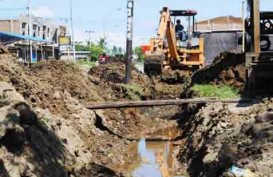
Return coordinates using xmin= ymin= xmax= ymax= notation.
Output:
xmin=84 ymin=98 xmax=252 ymax=109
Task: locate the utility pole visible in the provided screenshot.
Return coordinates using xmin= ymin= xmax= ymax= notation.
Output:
xmin=86 ymin=30 xmax=94 ymax=61
xmin=69 ymin=0 xmax=76 ymax=61
xmin=28 ymin=0 xmax=33 ymax=63
xmin=242 ymin=0 xmax=245 ymax=53
xmin=85 ymin=30 xmax=94 ymax=49
xmin=125 ymin=0 xmax=134 ymax=84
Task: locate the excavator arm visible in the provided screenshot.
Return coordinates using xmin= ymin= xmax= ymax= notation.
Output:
xmin=144 ymin=7 xmax=180 ymax=75
xmin=151 ymin=7 xmax=179 ymax=60
xmin=144 ymin=7 xmax=204 ymax=76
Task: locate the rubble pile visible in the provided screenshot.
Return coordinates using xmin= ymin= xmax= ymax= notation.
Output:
xmin=177 ymin=99 xmax=273 ymax=177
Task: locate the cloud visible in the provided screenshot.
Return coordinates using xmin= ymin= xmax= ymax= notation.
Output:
xmin=32 ymin=7 xmax=54 ymax=18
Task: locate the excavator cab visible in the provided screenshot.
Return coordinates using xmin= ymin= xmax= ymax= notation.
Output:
xmin=143 ymin=7 xmax=205 ymax=76
xmin=170 ymin=10 xmax=198 ymax=47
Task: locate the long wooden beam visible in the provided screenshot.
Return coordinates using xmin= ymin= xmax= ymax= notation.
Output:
xmin=84 ymin=98 xmax=252 ymax=109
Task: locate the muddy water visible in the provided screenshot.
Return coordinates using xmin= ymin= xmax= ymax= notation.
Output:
xmin=133 ymin=139 xmax=174 ymax=177
xmin=129 ymin=126 xmax=185 ymax=177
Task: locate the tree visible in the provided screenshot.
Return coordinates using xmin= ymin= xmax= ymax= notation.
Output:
xmin=75 ymin=44 xmax=89 ymax=51
xmin=112 ymin=45 xmax=118 ymax=56
xmin=90 ymin=44 xmax=104 ymax=61
xmin=118 ymin=47 xmax=122 ymax=54
xmin=98 ymin=38 xmax=107 ymax=49
xmin=134 ymin=46 xmax=145 ymax=61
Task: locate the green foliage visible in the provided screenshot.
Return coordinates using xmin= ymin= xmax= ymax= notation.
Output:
xmin=75 ymin=44 xmax=89 ymax=51
xmin=90 ymin=44 xmax=104 ymax=61
xmin=112 ymin=45 xmax=118 ymax=56
xmin=191 ymin=84 xmax=240 ymax=99
xmin=120 ymin=83 xmax=143 ymax=100
xmin=76 ymin=59 xmax=96 ymax=70
xmin=118 ymin=47 xmax=123 ymax=54
xmin=134 ymin=46 xmax=145 ymax=61
xmin=98 ymin=38 xmax=106 ymax=49
xmin=75 ymin=38 xmax=123 ymax=60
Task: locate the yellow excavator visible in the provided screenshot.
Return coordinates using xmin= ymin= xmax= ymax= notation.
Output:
xmin=142 ymin=7 xmax=205 ymax=75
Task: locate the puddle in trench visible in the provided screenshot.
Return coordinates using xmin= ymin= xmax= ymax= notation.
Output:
xmin=133 ymin=138 xmax=174 ymax=177
xmin=130 ymin=126 xmax=186 ymax=177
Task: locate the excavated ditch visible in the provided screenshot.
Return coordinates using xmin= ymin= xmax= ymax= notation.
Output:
xmin=0 ymin=55 xmax=184 ymax=177
xmin=1 ymin=53 xmax=272 ymax=177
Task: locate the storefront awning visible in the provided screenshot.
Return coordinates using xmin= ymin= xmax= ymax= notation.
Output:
xmin=0 ymin=31 xmax=47 ymax=44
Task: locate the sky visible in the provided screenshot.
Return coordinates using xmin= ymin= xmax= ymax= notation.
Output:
xmin=0 ymin=0 xmax=272 ymax=48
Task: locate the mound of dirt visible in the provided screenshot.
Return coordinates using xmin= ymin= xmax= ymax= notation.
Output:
xmin=0 ymin=54 xmax=171 ymax=176
xmin=176 ymin=99 xmax=273 ymax=177
xmin=182 ymin=53 xmax=246 ymax=98
xmin=0 ymin=55 xmax=131 ymax=177
xmin=89 ymin=61 xmax=153 ymax=101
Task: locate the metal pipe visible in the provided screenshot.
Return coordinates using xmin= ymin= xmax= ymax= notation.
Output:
xmin=84 ymin=98 xmax=253 ymax=109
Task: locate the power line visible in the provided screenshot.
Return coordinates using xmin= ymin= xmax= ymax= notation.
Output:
xmin=0 ymin=7 xmax=26 ymax=11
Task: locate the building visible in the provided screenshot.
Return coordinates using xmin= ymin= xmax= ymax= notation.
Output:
xmin=196 ymin=16 xmax=243 ymax=32
xmin=0 ymin=15 xmax=67 ymax=62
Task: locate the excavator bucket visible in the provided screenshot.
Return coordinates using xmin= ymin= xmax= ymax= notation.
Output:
xmin=144 ymin=51 xmax=165 ymax=76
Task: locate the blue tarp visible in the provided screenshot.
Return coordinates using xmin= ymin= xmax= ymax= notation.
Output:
xmin=0 ymin=31 xmax=47 ymax=43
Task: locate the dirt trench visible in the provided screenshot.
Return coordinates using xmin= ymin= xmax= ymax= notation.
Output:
xmin=0 ymin=54 xmax=184 ymax=177
xmin=2 ymin=52 xmax=270 ymax=177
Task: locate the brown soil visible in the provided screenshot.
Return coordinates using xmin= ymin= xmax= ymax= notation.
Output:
xmin=176 ymin=99 xmax=273 ymax=177
xmin=182 ymin=52 xmax=246 ymax=97
xmin=88 ymin=61 xmax=154 ymax=101
xmin=0 ymin=54 xmax=170 ymax=177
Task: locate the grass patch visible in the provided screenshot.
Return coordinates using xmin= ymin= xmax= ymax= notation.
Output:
xmin=76 ymin=59 xmax=97 ymax=70
xmin=120 ymin=83 xmax=143 ymax=100
xmin=191 ymin=84 xmax=240 ymax=99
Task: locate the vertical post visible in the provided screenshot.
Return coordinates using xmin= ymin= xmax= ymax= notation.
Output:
xmin=69 ymin=0 xmax=76 ymax=61
xmin=41 ymin=45 xmax=44 ymax=60
xmin=28 ymin=0 xmax=33 ymax=63
xmin=89 ymin=33 xmax=91 ymax=49
xmin=125 ymin=0 xmax=134 ymax=84
xmin=52 ymin=45 xmax=55 ymax=58
xmin=242 ymin=0 xmax=245 ymax=53
xmin=253 ymin=0 xmax=260 ymax=55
